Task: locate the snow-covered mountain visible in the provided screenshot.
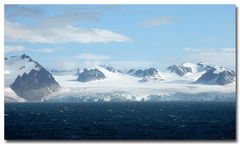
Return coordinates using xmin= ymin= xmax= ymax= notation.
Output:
xmin=4 ymin=55 xmax=236 ymax=102
xmin=165 ymin=62 xmax=212 ymax=76
xmin=5 ymin=54 xmax=60 ymax=101
xmin=127 ymin=68 xmax=159 ymax=77
xmin=195 ymin=67 xmax=236 ymax=85
xmin=100 ymin=65 xmax=122 ymax=73
xmin=196 ymin=62 xmax=215 ymax=71
xmin=127 ymin=68 xmax=164 ymax=82
xmin=45 ymin=63 xmax=235 ymax=102
xmin=77 ymin=68 xmax=106 ymax=82
xmin=166 ymin=64 xmax=192 ymax=76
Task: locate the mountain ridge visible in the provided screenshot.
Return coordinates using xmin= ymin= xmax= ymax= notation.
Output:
xmin=4 ymin=54 xmax=236 ymax=102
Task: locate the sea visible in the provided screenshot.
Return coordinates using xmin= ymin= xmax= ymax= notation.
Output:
xmin=5 ymin=102 xmax=236 ymax=140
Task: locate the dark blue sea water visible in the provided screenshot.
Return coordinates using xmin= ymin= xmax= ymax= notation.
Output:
xmin=5 ymin=102 xmax=236 ymax=140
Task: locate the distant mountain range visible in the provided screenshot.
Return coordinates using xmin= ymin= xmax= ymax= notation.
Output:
xmin=4 ymin=54 xmax=236 ymax=102
xmin=166 ymin=62 xmax=212 ymax=76
xmin=100 ymin=64 xmax=122 ymax=73
xmin=166 ymin=62 xmax=235 ymax=85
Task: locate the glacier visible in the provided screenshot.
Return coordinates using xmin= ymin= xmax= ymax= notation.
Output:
xmin=43 ymin=68 xmax=236 ymax=102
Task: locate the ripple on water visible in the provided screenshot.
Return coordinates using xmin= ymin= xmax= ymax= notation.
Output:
xmin=4 ymin=102 xmax=236 ymax=140
xmin=168 ymin=114 xmax=176 ymax=118
xmin=180 ymin=124 xmax=186 ymax=128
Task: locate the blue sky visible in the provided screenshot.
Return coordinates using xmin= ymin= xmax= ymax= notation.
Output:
xmin=4 ymin=5 xmax=236 ymax=70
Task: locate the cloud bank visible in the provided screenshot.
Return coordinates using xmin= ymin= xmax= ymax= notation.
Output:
xmin=183 ymin=48 xmax=235 ymax=69
xmin=75 ymin=53 xmax=109 ymax=60
xmin=5 ymin=45 xmax=56 ymax=53
xmin=5 ymin=20 xmax=130 ymax=44
xmin=33 ymin=48 xmax=55 ymax=53
xmin=4 ymin=45 xmax=25 ymax=53
xmin=49 ymin=53 xmax=156 ymax=71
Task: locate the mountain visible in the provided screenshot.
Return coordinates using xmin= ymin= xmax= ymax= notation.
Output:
xmin=166 ymin=64 xmax=192 ymax=76
xmin=77 ymin=68 xmax=106 ymax=82
xmin=5 ymin=54 xmax=60 ymax=101
xmin=100 ymin=65 xmax=122 ymax=73
xmin=127 ymin=68 xmax=164 ymax=82
xmin=4 ymin=56 xmax=236 ymax=102
xmin=196 ymin=62 xmax=214 ymax=71
xmin=166 ymin=62 xmax=212 ymax=76
xmin=128 ymin=68 xmax=160 ymax=77
xmin=194 ymin=67 xmax=236 ymax=85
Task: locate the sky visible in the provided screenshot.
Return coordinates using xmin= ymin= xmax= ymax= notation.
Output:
xmin=4 ymin=5 xmax=236 ymax=70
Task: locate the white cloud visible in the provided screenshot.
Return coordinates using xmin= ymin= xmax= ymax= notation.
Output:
xmin=5 ymin=20 xmax=130 ymax=44
xmin=41 ymin=12 xmax=103 ymax=27
xmin=142 ymin=17 xmax=173 ymax=27
xmin=183 ymin=48 xmax=235 ymax=68
xmin=49 ymin=53 xmax=109 ymax=70
xmin=5 ymin=44 xmax=56 ymax=54
xmin=50 ymin=58 xmax=103 ymax=71
xmin=221 ymin=48 xmax=235 ymax=52
xmin=52 ymin=59 xmax=81 ymax=71
xmin=49 ymin=59 xmax=156 ymax=71
xmin=6 ymin=5 xmax=43 ymax=18
xmin=75 ymin=53 xmax=109 ymax=60
xmin=183 ymin=48 xmax=201 ymax=52
xmin=6 ymin=5 xmax=119 ymax=27
xmin=5 ymin=45 xmax=25 ymax=53
xmin=48 ymin=53 xmax=156 ymax=71
xmin=33 ymin=48 xmax=55 ymax=53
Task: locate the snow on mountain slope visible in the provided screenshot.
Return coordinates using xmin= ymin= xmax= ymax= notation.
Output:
xmin=166 ymin=63 xmax=193 ymax=76
xmin=158 ymin=70 xmax=204 ymax=84
xmin=181 ymin=62 xmax=198 ymax=73
xmin=4 ymin=87 xmax=26 ymax=102
xmin=4 ymin=54 xmax=40 ymax=86
xmin=100 ymin=64 xmax=122 ymax=73
xmin=195 ymin=68 xmax=236 ymax=85
xmin=54 ymin=68 xmax=140 ymax=88
xmin=5 ymin=54 xmax=60 ymax=101
xmin=165 ymin=62 xmax=211 ymax=76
